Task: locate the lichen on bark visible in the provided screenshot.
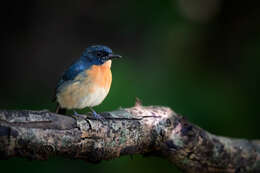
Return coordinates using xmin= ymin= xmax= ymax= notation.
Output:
xmin=0 ymin=104 xmax=260 ymax=173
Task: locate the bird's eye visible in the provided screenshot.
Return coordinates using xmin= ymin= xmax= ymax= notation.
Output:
xmin=96 ymin=52 xmax=103 ymax=57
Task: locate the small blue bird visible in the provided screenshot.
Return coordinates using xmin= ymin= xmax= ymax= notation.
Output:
xmin=54 ymin=45 xmax=121 ymax=119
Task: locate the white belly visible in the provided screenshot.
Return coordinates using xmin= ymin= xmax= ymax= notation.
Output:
xmin=78 ymin=87 xmax=109 ymax=108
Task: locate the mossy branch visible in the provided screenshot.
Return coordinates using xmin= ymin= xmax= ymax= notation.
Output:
xmin=0 ymin=103 xmax=260 ymax=173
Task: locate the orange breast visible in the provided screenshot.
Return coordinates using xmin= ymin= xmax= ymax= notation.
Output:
xmin=56 ymin=60 xmax=112 ymax=109
xmin=86 ymin=60 xmax=112 ymax=92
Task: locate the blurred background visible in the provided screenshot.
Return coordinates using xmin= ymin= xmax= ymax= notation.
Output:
xmin=0 ymin=0 xmax=260 ymax=173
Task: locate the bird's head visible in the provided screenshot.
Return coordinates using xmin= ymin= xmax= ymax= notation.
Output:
xmin=81 ymin=45 xmax=121 ymax=65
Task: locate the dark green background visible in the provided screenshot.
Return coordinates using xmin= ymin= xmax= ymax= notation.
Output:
xmin=0 ymin=1 xmax=259 ymax=173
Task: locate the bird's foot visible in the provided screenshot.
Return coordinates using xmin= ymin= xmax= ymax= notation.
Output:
xmin=93 ymin=112 xmax=105 ymax=121
xmin=72 ymin=110 xmax=86 ymax=119
xmin=73 ymin=109 xmax=105 ymax=122
xmin=89 ymin=107 xmax=105 ymax=121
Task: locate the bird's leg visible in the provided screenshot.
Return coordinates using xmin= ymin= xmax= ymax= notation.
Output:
xmin=89 ymin=107 xmax=105 ymax=121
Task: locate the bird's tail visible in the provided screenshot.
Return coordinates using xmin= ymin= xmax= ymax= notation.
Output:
xmin=55 ymin=103 xmax=67 ymax=115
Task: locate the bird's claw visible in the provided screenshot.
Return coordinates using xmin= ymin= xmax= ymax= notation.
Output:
xmin=89 ymin=107 xmax=105 ymax=121
xmin=73 ymin=109 xmax=105 ymax=122
xmin=92 ymin=111 xmax=105 ymax=122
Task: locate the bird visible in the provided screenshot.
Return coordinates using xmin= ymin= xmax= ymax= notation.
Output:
xmin=54 ymin=45 xmax=122 ymax=119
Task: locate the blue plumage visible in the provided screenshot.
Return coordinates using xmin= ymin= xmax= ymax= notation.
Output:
xmin=56 ymin=57 xmax=90 ymax=89
xmin=56 ymin=45 xmax=113 ymax=89
xmin=54 ymin=45 xmax=122 ymax=119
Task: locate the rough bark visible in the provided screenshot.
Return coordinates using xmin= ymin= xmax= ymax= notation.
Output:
xmin=0 ymin=103 xmax=259 ymax=173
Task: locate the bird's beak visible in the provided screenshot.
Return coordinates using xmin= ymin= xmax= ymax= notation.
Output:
xmin=106 ymin=54 xmax=122 ymax=60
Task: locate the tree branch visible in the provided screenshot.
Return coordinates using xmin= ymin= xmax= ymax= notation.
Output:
xmin=0 ymin=103 xmax=259 ymax=173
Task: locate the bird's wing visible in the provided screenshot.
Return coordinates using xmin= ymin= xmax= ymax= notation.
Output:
xmin=55 ymin=59 xmax=90 ymax=96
